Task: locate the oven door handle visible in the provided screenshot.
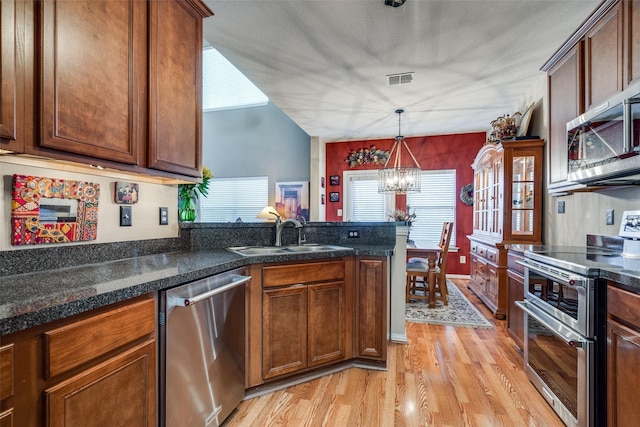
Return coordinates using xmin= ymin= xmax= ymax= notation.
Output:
xmin=515 ymin=300 xmax=587 ymax=348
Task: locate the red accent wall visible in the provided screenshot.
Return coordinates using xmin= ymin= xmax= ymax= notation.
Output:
xmin=325 ymin=132 xmax=486 ymax=275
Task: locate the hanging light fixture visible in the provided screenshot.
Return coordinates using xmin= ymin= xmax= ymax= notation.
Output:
xmin=378 ymin=109 xmax=422 ymax=193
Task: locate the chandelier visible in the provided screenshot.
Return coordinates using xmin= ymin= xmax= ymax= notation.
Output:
xmin=378 ymin=109 xmax=422 ymax=193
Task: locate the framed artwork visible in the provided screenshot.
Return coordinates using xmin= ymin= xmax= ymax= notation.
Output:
xmin=330 ymin=175 xmax=340 ymax=186
xmin=114 ymin=182 xmax=139 ymax=204
xmin=11 ymin=174 xmax=100 ymax=245
xmin=516 ymin=102 xmax=534 ymax=137
xmin=275 ymin=181 xmax=309 ymax=221
xmin=329 ymin=192 xmax=340 ymax=202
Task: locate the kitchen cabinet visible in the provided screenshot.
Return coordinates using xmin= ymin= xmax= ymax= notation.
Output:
xmin=468 ymin=139 xmax=543 ymax=319
xmin=607 ymin=283 xmax=640 ymax=427
xmin=506 ymin=249 xmax=525 ymax=351
xmin=625 ymin=0 xmax=640 ymax=85
xmin=0 ymin=344 xmax=14 ymax=427
xmin=547 ymin=43 xmax=583 ymax=190
xmin=0 ymin=0 xmax=32 ymax=153
xmin=9 ymin=0 xmax=212 ymax=180
xmin=585 ymin=2 xmax=623 ymax=110
xmin=355 ymin=257 xmax=387 ymax=361
xmin=0 ymin=295 xmax=156 ymax=427
xmin=261 ymin=259 xmax=353 ymax=380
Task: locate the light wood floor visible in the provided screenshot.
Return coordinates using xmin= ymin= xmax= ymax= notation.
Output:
xmin=224 ymin=279 xmax=564 ymax=427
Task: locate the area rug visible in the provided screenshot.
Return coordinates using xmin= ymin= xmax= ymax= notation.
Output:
xmin=405 ymin=281 xmax=494 ymax=328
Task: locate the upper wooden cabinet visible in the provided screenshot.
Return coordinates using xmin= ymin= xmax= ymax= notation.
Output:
xmin=7 ymin=0 xmax=212 ymax=180
xmin=0 ymin=0 xmax=31 ymax=153
xmin=148 ymin=0 xmax=207 ymax=177
xmin=40 ymin=0 xmax=147 ymax=165
xmin=544 ymin=0 xmax=640 ymax=193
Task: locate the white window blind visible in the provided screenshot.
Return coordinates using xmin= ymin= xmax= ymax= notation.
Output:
xmin=200 ymin=177 xmax=268 ymax=222
xmin=406 ymin=170 xmax=456 ymax=245
xmin=343 ymin=171 xmax=394 ymax=222
xmin=202 ymin=47 xmax=269 ymax=111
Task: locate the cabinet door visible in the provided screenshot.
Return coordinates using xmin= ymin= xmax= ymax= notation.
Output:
xmin=355 ymin=258 xmax=387 ymax=361
xmin=0 ymin=0 xmax=29 ymax=152
xmin=40 ymin=0 xmax=146 ymax=164
xmin=625 ymin=0 xmax=640 ymax=86
xmin=45 ymin=340 xmax=156 ymax=427
xmin=607 ymin=319 xmax=640 ymax=427
xmin=308 ymin=281 xmax=346 ymax=367
xmin=548 ymin=43 xmax=583 ymax=187
xmin=148 ymin=0 xmax=210 ymax=177
xmin=263 ymin=286 xmax=307 ymax=379
xmin=585 ymin=2 xmax=623 ymax=110
xmin=486 ymin=264 xmax=499 ymax=303
xmin=506 ymin=270 xmax=525 ymax=350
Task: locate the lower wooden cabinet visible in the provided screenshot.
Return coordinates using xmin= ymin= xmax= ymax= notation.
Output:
xmin=607 ymin=283 xmax=640 ymax=427
xmin=355 ymin=257 xmax=387 ymax=361
xmin=468 ymin=240 xmax=506 ymax=319
xmin=506 ymin=250 xmax=525 ymax=351
xmin=0 ymin=295 xmax=156 ymax=427
xmin=261 ymin=259 xmax=353 ymax=381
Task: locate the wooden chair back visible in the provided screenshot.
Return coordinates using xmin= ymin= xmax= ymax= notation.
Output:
xmin=437 ymin=222 xmax=454 ymax=273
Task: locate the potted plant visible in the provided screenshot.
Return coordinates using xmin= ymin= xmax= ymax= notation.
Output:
xmin=178 ymin=166 xmax=213 ymax=222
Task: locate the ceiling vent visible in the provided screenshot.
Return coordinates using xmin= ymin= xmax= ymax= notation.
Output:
xmin=387 ymin=72 xmax=414 ymax=86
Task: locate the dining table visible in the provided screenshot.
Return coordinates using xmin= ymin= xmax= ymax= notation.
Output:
xmin=406 ymin=240 xmax=442 ymax=308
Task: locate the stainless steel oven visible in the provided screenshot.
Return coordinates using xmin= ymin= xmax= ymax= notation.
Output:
xmin=517 ymin=248 xmax=613 ymax=427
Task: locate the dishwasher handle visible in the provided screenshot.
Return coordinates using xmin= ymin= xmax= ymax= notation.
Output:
xmin=182 ymin=275 xmax=251 ymax=307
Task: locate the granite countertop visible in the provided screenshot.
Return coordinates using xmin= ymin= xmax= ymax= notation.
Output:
xmin=0 ymin=245 xmax=392 ymax=336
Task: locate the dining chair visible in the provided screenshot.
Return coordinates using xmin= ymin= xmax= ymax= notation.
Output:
xmin=405 ymin=222 xmax=454 ymax=305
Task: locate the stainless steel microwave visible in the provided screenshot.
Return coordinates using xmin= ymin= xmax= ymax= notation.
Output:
xmin=566 ymin=81 xmax=640 ymax=185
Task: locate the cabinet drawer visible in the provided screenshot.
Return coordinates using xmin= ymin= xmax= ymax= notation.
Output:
xmin=44 ymin=297 xmax=155 ymax=378
xmin=507 ymin=252 xmax=525 ymax=275
xmin=608 ymin=285 xmax=640 ymax=329
xmin=0 ymin=344 xmax=13 ymax=401
xmin=487 ymin=248 xmax=498 ymax=263
xmin=470 ymin=241 xmax=478 ymax=254
xmin=263 ymin=260 xmax=346 ymax=287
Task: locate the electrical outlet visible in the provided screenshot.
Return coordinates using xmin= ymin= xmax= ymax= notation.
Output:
xmin=460 ymin=255 xmax=466 ymax=264
xmin=159 ymin=207 xmax=169 ymax=225
xmin=120 ymin=206 xmax=132 ymax=226
xmin=606 ymin=209 xmax=614 ymax=225
xmin=557 ymin=200 xmax=565 ymax=214
xmin=348 ymin=230 xmax=360 ymax=238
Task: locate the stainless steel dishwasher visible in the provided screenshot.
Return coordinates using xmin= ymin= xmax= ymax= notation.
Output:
xmin=159 ymin=267 xmax=250 ymax=427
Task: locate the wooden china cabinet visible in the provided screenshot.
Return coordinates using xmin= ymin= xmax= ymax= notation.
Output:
xmin=467 ymin=139 xmax=543 ymax=319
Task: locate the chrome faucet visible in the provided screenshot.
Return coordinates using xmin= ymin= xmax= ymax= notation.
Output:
xmin=275 ymin=217 xmax=303 ymax=247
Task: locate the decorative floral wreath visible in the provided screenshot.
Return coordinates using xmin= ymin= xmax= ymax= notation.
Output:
xmin=460 ymin=183 xmax=474 ymax=206
xmin=346 ymin=146 xmax=390 ymax=168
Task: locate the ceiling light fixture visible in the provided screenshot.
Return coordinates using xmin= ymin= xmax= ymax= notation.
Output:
xmin=378 ymin=109 xmax=421 ymax=194
xmin=384 ymin=0 xmax=407 ymax=7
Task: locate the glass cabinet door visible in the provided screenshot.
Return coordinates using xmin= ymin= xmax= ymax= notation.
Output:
xmin=511 ymin=155 xmax=535 ymax=235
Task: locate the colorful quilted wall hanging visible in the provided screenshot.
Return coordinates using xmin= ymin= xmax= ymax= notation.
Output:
xmin=11 ymin=174 xmax=100 ymax=246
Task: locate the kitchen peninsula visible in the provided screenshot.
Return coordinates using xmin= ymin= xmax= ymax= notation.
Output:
xmin=0 ymin=222 xmax=401 ymax=426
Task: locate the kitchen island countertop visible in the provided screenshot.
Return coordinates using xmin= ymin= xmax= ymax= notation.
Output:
xmin=1 ymin=244 xmax=393 ymax=336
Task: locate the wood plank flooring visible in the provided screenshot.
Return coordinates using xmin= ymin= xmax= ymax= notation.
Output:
xmin=224 ymin=279 xmax=564 ymax=426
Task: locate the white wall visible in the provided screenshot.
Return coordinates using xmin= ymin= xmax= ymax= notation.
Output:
xmin=1 ymin=159 xmax=179 ymax=251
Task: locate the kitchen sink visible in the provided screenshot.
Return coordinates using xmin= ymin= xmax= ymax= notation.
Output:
xmin=228 ymin=244 xmax=353 ymax=256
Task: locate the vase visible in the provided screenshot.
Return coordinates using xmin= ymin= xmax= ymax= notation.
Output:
xmin=179 ymin=197 xmax=197 ymax=222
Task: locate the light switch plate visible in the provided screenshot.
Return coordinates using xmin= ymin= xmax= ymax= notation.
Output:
xmin=120 ymin=206 xmax=132 ymax=226
xmin=159 ymin=207 xmax=169 ymax=225
xmin=557 ymin=201 xmax=565 ymax=214
xmin=606 ymin=209 xmax=614 ymax=225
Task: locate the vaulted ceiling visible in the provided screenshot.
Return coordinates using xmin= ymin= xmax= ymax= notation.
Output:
xmin=203 ymin=0 xmax=599 ymax=142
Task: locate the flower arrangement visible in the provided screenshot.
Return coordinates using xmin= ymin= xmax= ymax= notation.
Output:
xmin=346 ymin=146 xmax=390 ymax=168
xmin=178 ymin=166 xmax=213 ymax=222
xmin=389 ymin=205 xmax=416 ymax=222
xmin=487 ymin=112 xmax=521 ymax=143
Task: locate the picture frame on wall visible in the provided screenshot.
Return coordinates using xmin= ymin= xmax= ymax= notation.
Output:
xmin=329 ymin=192 xmax=340 ymax=202
xmin=275 ymin=181 xmax=310 ymax=221
xmin=115 ymin=182 xmax=139 ymax=204
xmin=329 ymin=175 xmax=340 ymax=186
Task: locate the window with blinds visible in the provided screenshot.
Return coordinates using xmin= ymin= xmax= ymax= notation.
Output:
xmin=202 ymin=47 xmax=269 ymax=112
xmin=199 ymin=177 xmax=268 ymax=222
xmin=406 ymin=170 xmax=456 ymax=245
xmin=343 ymin=171 xmax=394 ymax=221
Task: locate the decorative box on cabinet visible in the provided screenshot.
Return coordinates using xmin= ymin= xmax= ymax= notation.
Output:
xmin=607 ymin=283 xmax=640 ymax=427
xmin=467 ymin=139 xmax=543 ymax=319
xmin=0 ymin=295 xmax=156 ymax=427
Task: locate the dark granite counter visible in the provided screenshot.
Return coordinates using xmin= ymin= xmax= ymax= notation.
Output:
xmin=0 ymin=244 xmax=393 ymax=336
